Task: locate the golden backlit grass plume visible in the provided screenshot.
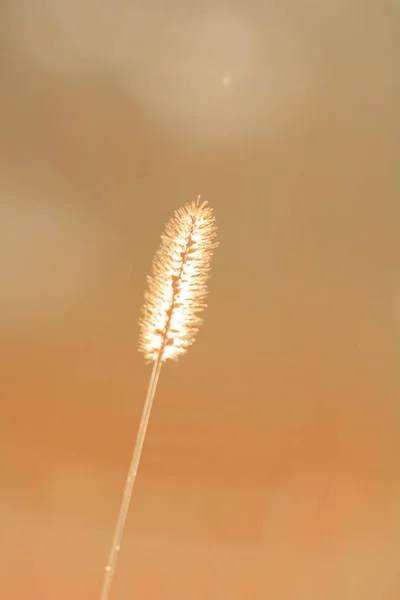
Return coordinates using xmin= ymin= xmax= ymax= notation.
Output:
xmin=139 ymin=197 xmax=218 ymax=362
xmin=101 ymin=197 xmax=218 ymax=600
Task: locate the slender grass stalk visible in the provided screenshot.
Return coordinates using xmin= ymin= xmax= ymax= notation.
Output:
xmin=100 ymin=197 xmax=218 ymax=599
xmin=100 ymin=359 xmax=161 ymax=600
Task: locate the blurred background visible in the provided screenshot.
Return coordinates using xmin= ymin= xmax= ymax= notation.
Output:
xmin=1 ymin=0 xmax=400 ymax=598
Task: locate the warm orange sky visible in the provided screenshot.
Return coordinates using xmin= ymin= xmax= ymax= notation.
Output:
xmin=1 ymin=1 xmax=400 ymax=598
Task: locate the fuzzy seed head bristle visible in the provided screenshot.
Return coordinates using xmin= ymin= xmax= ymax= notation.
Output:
xmin=138 ymin=198 xmax=218 ymax=362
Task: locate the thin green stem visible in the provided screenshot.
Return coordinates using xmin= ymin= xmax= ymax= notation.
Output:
xmin=100 ymin=359 xmax=162 ymax=600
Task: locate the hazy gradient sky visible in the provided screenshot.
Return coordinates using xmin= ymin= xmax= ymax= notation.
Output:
xmin=1 ymin=1 xmax=400 ymax=598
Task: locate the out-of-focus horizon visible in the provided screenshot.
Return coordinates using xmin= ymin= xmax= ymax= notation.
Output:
xmin=1 ymin=0 xmax=399 ymax=598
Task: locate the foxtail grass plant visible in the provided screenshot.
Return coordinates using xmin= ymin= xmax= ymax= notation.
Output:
xmin=100 ymin=197 xmax=218 ymax=599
